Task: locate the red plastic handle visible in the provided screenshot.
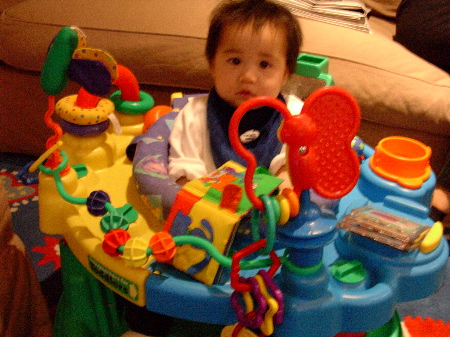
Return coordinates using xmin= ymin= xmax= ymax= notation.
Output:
xmin=113 ymin=64 xmax=141 ymax=102
xmin=229 ymin=96 xmax=291 ymax=211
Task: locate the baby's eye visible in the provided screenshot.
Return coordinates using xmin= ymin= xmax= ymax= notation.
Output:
xmin=228 ymin=58 xmax=241 ymax=65
xmin=260 ymin=61 xmax=270 ymax=69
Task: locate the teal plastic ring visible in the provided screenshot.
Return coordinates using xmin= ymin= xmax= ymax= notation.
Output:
xmin=260 ymin=195 xmax=276 ymax=255
xmin=283 ymin=258 xmax=323 ymax=276
xmin=110 ymin=90 xmax=155 ymax=115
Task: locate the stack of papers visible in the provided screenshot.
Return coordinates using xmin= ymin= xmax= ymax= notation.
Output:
xmin=276 ymin=0 xmax=372 ymax=33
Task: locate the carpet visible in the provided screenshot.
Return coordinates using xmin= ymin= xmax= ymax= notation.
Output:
xmin=1 ymin=151 xmax=449 ymax=336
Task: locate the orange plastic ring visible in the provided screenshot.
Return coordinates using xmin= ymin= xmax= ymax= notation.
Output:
xmin=281 ymin=188 xmax=300 ymax=218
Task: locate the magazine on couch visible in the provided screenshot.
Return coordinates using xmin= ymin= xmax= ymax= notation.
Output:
xmin=275 ymin=0 xmax=372 ymax=33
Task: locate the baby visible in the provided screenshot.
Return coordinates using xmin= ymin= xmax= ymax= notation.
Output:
xmin=126 ymin=2 xmax=303 ymax=335
xmin=168 ymin=0 xmax=303 ymax=187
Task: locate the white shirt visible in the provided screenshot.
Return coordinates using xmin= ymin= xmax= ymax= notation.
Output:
xmin=168 ymin=94 xmax=303 ymax=181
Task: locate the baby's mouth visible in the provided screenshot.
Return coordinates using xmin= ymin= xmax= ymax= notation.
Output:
xmin=238 ymin=90 xmax=254 ymax=99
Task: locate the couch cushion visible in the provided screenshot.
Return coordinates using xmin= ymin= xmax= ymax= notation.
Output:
xmin=0 ymin=0 xmax=216 ymax=89
xmin=300 ymin=18 xmax=450 ymax=137
xmin=0 ymin=0 xmax=449 ymax=139
xmin=363 ymin=0 xmax=401 ymax=17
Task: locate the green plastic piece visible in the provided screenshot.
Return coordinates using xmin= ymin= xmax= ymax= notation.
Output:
xmin=39 ymin=150 xmax=70 ymax=175
xmin=284 ymin=258 xmax=323 ymax=275
xmin=169 ymin=235 xmax=275 ymax=271
xmin=366 ymin=311 xmax=404 ymax=337
xmin=117 ymin=204 xmax=139 ymax=224
xmin=41 ymin=26 xmax=79 ymax=95
xmin=55 ymin=241 xmax=240 ymax=337
xmin=39 ymin=151 xmax=88 ymax=205
xmin=250 ymin=195 xmax=277 ymax=255
xmin=332 ymin=260 xmax=367 ymax=284
xmin=168 ymin=319 xmax=224 ymax=337
xmin=296 ymin=53 xmax=334 ymax=85
xmin=72 ymin=164 xmax=88 ymax=179
xmin=54 ymin=240 xmax=129 ymax=337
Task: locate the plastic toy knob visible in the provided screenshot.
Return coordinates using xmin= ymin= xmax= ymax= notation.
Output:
xmin=87 ymin=190 xmax=111 ymax=216
xmin=149 ymin=231 xmax=176 ymax=263
xmin=103 ymin=228 xmax=131 ymax=257
xmin=122 ymin=237 xmax=150 ymax=267
xmin=331 ymin=260 xmax=366 ymax=284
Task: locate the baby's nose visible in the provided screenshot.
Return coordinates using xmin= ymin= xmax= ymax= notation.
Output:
xmin=240 ymin=67 xmax=257 ymax=83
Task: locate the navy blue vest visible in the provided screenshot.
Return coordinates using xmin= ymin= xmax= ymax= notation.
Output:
xmin=207 ymin=87 xmax=284 ymax=169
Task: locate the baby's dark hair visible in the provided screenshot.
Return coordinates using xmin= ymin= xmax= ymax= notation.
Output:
xmin=206 ymin=0 xmax=302 ymax=74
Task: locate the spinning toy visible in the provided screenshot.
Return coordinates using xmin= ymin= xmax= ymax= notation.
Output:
xmin=33 ymin=27 xmax=448 ymax=337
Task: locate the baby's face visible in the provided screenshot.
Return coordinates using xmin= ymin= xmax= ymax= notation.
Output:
xmin=210 ymin=23 xmax=289 ymax=108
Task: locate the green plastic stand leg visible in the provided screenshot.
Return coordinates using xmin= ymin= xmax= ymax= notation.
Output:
xmin=365 ymin=311 xmax=403 ymax=337
xmin=54 ymin=240 xmax=129 ymax=337
xmin=168 ymin=319 xmax=224 ymax=337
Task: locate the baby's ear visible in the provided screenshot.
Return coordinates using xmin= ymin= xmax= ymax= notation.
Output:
xmin=209 ymin=58 xmax=217 ymax=76
xmin=282 ymin=68 xmax=290 ymax=86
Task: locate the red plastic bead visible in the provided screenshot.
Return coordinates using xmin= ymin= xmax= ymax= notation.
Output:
xmin=103 ymin=228 xmax=131 ymax=257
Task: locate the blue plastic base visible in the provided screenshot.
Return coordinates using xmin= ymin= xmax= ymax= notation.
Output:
xmin=143 ymin=146 xmax=449 ymax=337
xmin=144 ymin=238 xmax=447 ymax=336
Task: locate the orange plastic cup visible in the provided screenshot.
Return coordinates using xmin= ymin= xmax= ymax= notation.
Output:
xmin=369 ymin=136 xmax=432 ymax=189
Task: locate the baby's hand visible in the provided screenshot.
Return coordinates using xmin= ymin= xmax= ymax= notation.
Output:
xmin=276 ymin=165 xmax=293 ymax=191
xmin=176 ymin=176 xmax=190 ymax=186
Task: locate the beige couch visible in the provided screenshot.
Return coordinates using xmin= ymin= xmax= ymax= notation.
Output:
xmin=1 ymin=0 xmax=449 ymax=173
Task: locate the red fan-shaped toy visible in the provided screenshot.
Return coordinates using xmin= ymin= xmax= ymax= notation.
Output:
xmin=229 ymin=86 xmax=360 ymax=211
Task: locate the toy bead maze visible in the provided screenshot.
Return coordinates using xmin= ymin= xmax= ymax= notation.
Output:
xmin=33 ymin=27 xmax=448 ymax=337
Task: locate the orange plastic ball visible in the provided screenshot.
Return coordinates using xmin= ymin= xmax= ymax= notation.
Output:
xmin=143 ymin=105 xmax=173 ymax=133
xmin=149 ymin=231 xmax=176 ymax=263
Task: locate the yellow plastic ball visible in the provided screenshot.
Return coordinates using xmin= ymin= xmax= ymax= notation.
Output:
xmin=122 ymin=237 xmax=149 ymax=268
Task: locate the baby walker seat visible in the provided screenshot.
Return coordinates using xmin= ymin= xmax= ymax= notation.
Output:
xmin=34 ymin=27 xmax=448 ymax=337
